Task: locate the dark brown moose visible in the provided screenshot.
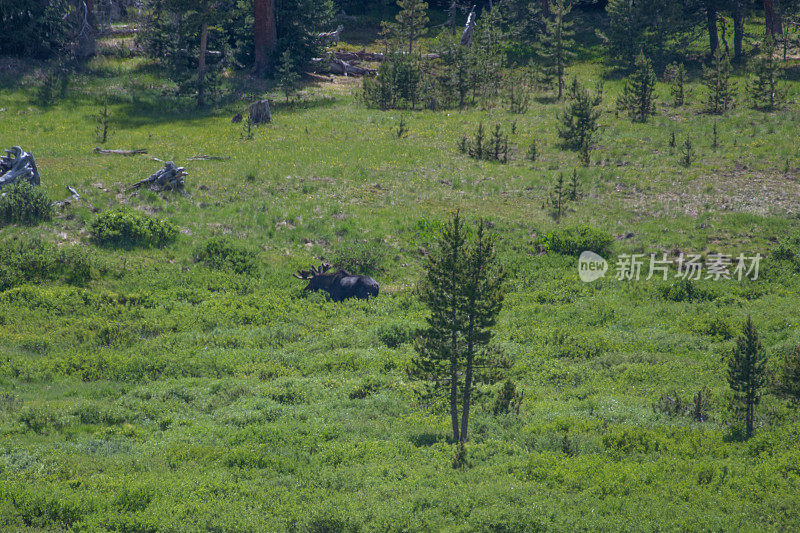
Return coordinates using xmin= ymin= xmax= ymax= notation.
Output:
xmin=293 ymin=263 xmax=379 ymax=302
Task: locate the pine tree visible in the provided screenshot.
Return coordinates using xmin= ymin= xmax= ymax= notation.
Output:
xmin=557 ymin=78 xmax=603 ymax=154
xmin=414 ymin=211 xmax=468 ymax=442
xmin=393 ymin=0 xmax=429 ymax=54
xmin=549 ymin=172 xmax=567 ymax=221
xmin=277 ymin=49 xmax=300 ymax=103
xmin=526 ymin=139 xmax=538 ymax=162
xmin=568 ymin=168 xmax=580 ymax=200
xmin=458 ymin=220 xmax=505 ymax=441
xmin=747 ymin=35 xmax=788 ymax=110
xmin=538 ymin=0 xmax=575 ymax=100
xmin=664 ymin=62 xmax=688 ymax=107
xmin=777 ymin=346 xmax=800 ymax=406
xmin=728 ymin=316 xmax=767 ymax=439
xmin=681 ymin=134 xmax=694 ymax=166
xmin=703 ymin=47 xmax=735 ymax=114
xmin=468 ymin=6 xmax=507 ymax=103
xmin=618 ymin=51 xmax=658 ymax=122
xmin=94 ymin=101 xmax=112 ymax=144
xmin=469 ymin=122 xmax=485 ymax=160
xmin=413 ymin=212 xmax=505 ymax=443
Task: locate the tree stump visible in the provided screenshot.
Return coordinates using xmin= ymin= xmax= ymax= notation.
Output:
xmin=249 ymin=100 xmax=272 ymax=125
xmin=127 ymin=161 xmax=188 ymax=194
xmin=0 ymin=147 xmax=41 ymax=189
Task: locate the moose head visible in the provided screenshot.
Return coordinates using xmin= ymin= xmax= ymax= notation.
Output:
xmin=293 ymin=263 xmax=336 ymax=292
xmin=293 ymin=262 xmax=379 ymax=302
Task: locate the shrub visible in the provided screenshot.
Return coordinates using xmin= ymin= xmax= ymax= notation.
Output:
xmin=493 ymin=379 xmax=523 ymax=415
xmin=34 ymin=70 xmax=70 ymax=107
xmin=334 ymin=240 xmax=386 ymax=275
xmin=0 ymin=237 xmax=93 ymax=290
xmin=692 ymin=313 xmax=736 ymax=340
xmin=777 ymin=346 xmax=800 ymax=406
xmin=658 ymin=279 xmax=716 ymax=302
xmin=193 ymin=238 xmax=259 ymax=275
xmin=90 ymin=208 xmax=178 ymax=248
xmin=0 ymin=182 xmax=52 ymax=225
xmin=536 ymin=225 xmax=613 ymax=257
xmin=375 ymin=322 xmax=414 ymax=348
xmin=348 ymin=377 xmax=383 ymax=399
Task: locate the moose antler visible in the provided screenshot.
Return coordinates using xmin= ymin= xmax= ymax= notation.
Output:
xmin=293 ymin=268 xmax=313 ymax=280
xmin=293 ymin=263 xmax=333 ymax=280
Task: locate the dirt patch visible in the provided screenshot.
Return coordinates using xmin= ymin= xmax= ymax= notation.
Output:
xmin=622 ymin=167 xmax=800 ymax=218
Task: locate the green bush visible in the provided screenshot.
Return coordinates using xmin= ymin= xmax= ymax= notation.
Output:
xmin=334 ymin=239 xmax=386 ymax=275
xmin=0 ymin=182 xmax=53 ymax=225
xmin=658 ymin=279 xmax=716 ymax=303
xmin=0 ymin=237 xmax=93 ymax=290
xmin=90 ymin=208 xmax=178 ymax=248
xmin=536 ymin=225 xmax=614 ymax=257
xmin=374 ymin=322 xmax=414 ymax=348
xmin=193 ymin=238 xmax=259 ymax=275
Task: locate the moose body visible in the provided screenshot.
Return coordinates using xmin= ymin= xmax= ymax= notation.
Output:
xmin=294 ymin=264 xmax=379 ymax=302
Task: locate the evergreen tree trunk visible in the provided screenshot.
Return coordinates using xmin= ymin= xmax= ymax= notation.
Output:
xmin=449 ymin=270 xmax=460 ymax=442
xmin=746 ymin=393 xmax=754 ymax=438
xmin=460 ymin=315 xmax=475 ymax=442
xmin=707 ymin=5 xmax=719 ymax=55
xmin=254 ymin=0 xmax=277 ymax=74
xmin=86 ymin=0 xmax=94 ymax=26
xmin=733 ymin=3 xmax=745 ymax=59
xmin=197 ymin=22 xmax=208 ymax=107
xmin=450 ymin=355 xmax=460 ymax=442
xmin=541 ymin=0 xmax=550 ymax=17
xmin=765 ymin=0 xmax=777 ymax=35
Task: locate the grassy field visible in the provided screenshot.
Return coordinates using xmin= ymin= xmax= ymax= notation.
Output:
xmin=1 ymin=10 xmax=800 ymax=531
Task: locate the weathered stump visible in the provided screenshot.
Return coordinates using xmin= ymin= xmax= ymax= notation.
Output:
xmin=0 ymin=147 xmax=41 ymax=189
xmin=460 ymin=8 xmax=476 ymax=46
xmin=249 ymin=100 xmax=272 ymax=125
xmin=127 ymin=161 xmax=188 ymax=194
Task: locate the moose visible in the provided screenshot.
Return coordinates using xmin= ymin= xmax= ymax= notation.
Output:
xmin=293 ymin=263 xmax=379 ymax=302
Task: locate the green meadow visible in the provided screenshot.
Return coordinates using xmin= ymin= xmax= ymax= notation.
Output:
xmin=1 ymin=10 xmax=800 ymax=531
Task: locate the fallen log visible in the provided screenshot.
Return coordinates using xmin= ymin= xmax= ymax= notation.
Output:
xmin=329 ymin=59 xmax=376 ymax=77
xmin=53 ymin=185 xmax=94 ymax=209
xmin=334 ymin=50 xmax=386 ymax=62
xmin=126 ymin=161 xmax=188 ymax=194
xmin=0 ymin=146 xmax=40 ymax=188
xmin=93 ymin=147 xmax=148 ymax=156
xmin=333 ymin=50 xmax=439 ymax=62
xmin=188 ymin=155 xmax=230 ymax=161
